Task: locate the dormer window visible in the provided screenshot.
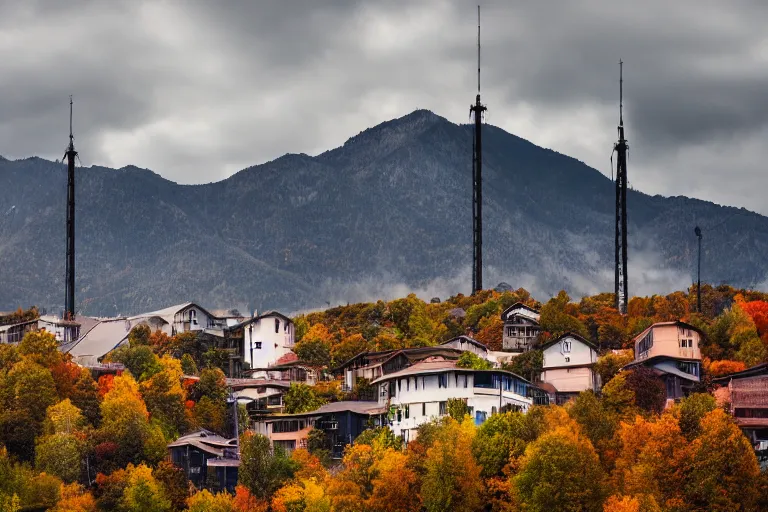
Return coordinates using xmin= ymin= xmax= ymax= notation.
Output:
xmin=562 ymin=341 xmax=572 ymax=353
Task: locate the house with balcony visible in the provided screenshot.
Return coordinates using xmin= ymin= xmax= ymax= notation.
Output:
xmin=712 ymin=363 xmax=768 ymax=448
xmin=622 ymin=321 xmax=703 ymax=403
xmin=501 ymin=303 xmax=540 ymax=352
xmin=539 ymin=333 xmax=599 ymax=404
xmin=253 ymin=401 xmax=386 ymax=459
xmin=167 ymin=430 xmax=239 ymax=492
xmin=370 ymin=357 xmax=547 ymax=443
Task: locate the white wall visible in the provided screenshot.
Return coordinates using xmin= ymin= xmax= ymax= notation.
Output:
xmin=442 ymin=338 xmax=488 ymax=357
xmin=243 ymin=314 xmax=295 ymax=369
xmin=172 ymin=305 xmax=216 ymax=333
xmin=542 ymin=335 xmax=596 ymax=369
xmin=540 ymin=367 xmax=595 ymax=393
xmin=379 ymin=371 xmax=532 ymax=439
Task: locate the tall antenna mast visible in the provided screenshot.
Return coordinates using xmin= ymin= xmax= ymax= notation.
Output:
xmin=470 ymin=5 xmax=487 ymax=294
xmin=64 ymin=96 xmax=78 ymax=319
xmin=614 ymin=61 xmax=629 ymax=313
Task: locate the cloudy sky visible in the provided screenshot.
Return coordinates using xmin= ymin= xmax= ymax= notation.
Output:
xmin=2 ymin=0 xmax=767 ymax=213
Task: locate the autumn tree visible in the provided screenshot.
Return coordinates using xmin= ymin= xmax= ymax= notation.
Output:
xmin=539 ymin=291 xmax=590 ymax=340
xmin=50 ymin=483 xmax=97 ymax=512
xmin=187 ymin=489 xmax=236 ymax=512
xmin=472 ymin=409 xmax=546 ymax=478
xmin=98 ymin=373 xmax=153 ymax=467
xmin=683 ymin=408 xmax=760 ymax=510
xmin=514 ymin=425 xmax=606 ymax=512
xmin=706 ymin=359 xmax=746 ymax=377
xmin=18 ymin=330 xmax=62 ymax=367
xmin=421 ymin=418 xmax=484 ymax=512
xmin=140 ymin=356 xmax=188 ymax=436
xmin=594 ymin=351 xmax=634 ymax=388
xmin=153 ymin=461 xmax=190 ymax=512
xmin=180 ymin=354 xmax=198 ymax=376
xmin=239 ymin=433 xmax=297 ymax=500
xmin=121 ymin=463 xmax=172 ymax=512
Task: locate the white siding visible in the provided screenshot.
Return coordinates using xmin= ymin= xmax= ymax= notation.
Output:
xmin=542 ymin=335 xmax=596 ymax=369
xmin=243 ymin=314 xmax=295 ymax=369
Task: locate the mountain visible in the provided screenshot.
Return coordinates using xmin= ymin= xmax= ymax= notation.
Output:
xmin=1 ymin=110 xmax=767 ymax=317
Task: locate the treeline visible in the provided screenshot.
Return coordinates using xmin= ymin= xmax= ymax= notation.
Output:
xmin=293 ymin=284 xmax=768 ymax=374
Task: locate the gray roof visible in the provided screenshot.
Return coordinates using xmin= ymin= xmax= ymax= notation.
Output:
xmin=268 ymin=401 xmax=386 ymax=420
xmin=64 ymin=318 xmax=132 ymax=364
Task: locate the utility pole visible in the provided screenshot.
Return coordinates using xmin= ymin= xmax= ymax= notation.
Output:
xmin=64 ymin=96 xmax=78 ymax=320
xmin=470 ymin=5 xmax=487 ymax=294
xmin=614 ymin=62 xmax=629 ymax=314
xmin=695 ymin=226 xmax=702 ymax=312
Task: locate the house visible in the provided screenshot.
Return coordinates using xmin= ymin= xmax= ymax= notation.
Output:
xmin=253 ymin=401 xmax=386 ymax=459
xmin=440 ymin=335 xmax=489 ymax=358
xmin=370 ymin=357 xmax=547 ymax=443
xmin=622 ymin=321 xmax=703 ymax=403
xmin=0 ymin=314 xmax=87 ymax=345
xmin=230 ymin=379 xmax=292 ymax=416
xmin=539 ymin=333 xmax=599 ymax=404
xmin=167 ymin=430 xmax=239 ymax=491
xmin=128 ymin=302 xmax=223 ymax=336
xmin=712 ymin=363 xmax=768 ymax=448
xmin=235 ymin=311 xmax=296 ymax=373
xmin=331 ymin=345 xmax=466 ymax=391
xmin=500 ymin=303 xmax=541 ymax=352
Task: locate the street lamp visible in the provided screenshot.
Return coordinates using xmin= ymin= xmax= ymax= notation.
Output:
xmin=695 ymin=226 xmax=703 ymax=313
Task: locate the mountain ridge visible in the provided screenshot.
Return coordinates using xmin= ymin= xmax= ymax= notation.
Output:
xmin=1 ymin=109 xmax=767 ymax=317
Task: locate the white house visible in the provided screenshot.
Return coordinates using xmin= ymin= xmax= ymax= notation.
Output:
xmin=127 ymin=302 xmax=222 ymax=336
xmin=440 ymin=335 xmax=489 ymax=358
xmin=371 ymin=357 xmax=543 ymax=443
xmin=239 ymin=311 xmax=295 ymax=372
xmin=501 ymin=303 xmax=541 ymax=352
xmin=539 ymin=333 xmax=599 ymax=403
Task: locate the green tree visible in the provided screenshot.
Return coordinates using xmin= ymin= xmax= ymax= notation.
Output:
xmin=70 ymin=368 xmax=102 ymax=427
xmin=153 ymin=461 xmax=189 ymax=512
xmin=35 ymin=433 xmax=84 ymax=483
xmin=45 ymin=399 xmax=87 ymax=435
xmin=446 ymin=398 xmax=471 ymax=421
xmin=514 ymin=426 xmax=606 ymax=512
xmin=99 ymin=373 xmax=152 ymax=466
xmin=502 ymin=349 xmax=543 ymax=382
xmin=180 ymin=354 xmax=198 ymax=376
xmin=107 ymin=345 xmax=162 ymax=381
xmin=294 ymin=338 xmax=331 ymax=368
xmin=284 ymin=384 xmax=326 ymax=414
xmin=18 ymin=330 xmax=62 ymax=368
xmin=677 ymin=393 xmax=717 ymax=440
xmin=594 ymin=350 xmax=634 ymax=388
xmin=566 ymin=391 xmax=618 ymax=460
xmin=193 ymin=396 xmax=226 ymax=434
xmin=239 ymin=433 xmax=298 ymax=500
xmin=421 ymin=418 xmax=484 ymax=512
xmin=121 ymin=463 xmax=172 ymax=512
xmin=455 ymin=352 xmax=492 ymax=370
xmin=193 ymin=368 xmax=228 ymax=403
xmin=472 ymin=409 xmax=545 ymax=478
xmin=128 ymin=325 xmax=152 ymax=347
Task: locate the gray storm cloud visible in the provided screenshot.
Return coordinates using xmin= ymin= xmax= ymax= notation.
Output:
xmin=1 ymin=1 xmax=768 ymax=213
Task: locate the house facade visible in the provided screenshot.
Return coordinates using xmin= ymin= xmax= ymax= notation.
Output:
xmin=371 ymin=357 xmax=543 ymax=443
xmin=167 ymin=430 xmax=239 ymax=491
xmin=539 ymin=333 xmax=599 ymax=404
xmin=624 ymin=321 xmax=703 ymax=402
xmin=0 ymin=316 xmax=82 ymax=344
xmin=238 ymin=312 xmax=296 ymax=372
xmin=501 ymin=303 xmax=541 ymax=352
xmin=713 ymin=364 xmax=768 ymax=448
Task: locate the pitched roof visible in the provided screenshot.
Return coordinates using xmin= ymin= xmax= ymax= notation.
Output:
xmin=631 ymin=321 xmax=705 ymax=345
xmin=441 ymin=335 xmax=488 ymax=350
xmin=268 ymin=401 xmax=387 ymax=420
xmin=711 ymin=363 xmax=768 ymax=384
xmin=64 ymin=318 xmax=132 ymax=364
xmin=233 ymin=311 xmax=293 ymax=329
xmin=538 ymin=332 xmax=597 ymax=351
xmin=370 ymin=357 xmax=532 ymax=385
xmin=501 ymin=302 xmax=540 ymax=321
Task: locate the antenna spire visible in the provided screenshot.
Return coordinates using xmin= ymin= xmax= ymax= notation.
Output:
xmin=68 ymin=95 xmax=75 ymax=151
xmin=619 ymin=60 xmax=623 ymax=127
xmin=470 ymin=5 xmax=487 ymax=295
xmin=477 ymin=5 xmax=481 ymax=94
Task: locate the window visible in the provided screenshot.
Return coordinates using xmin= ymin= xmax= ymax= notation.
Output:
xmin=463 ymin=374 xmax=468 ymax=388
xmin=438 ymin=374 xmax=448 ymax=388
xmin=275 ymin=319 xmax=280 ymax=333
xmin=189 ymin=309 xmax=197 ymax=325
xmin=284 ymin=322 xmax=288 ymax=332
xmin=407 ymin=379 xmax=410 ymax=392
xmin=422 ymin=403 xmax=426 ymax=416
xmin=638 ymin=330 xmax=654 ymax=354
xmin=562 ymin=341 xmax=572 ymax=353
xmin=415 ymin=378 xmax=418 ymax=390
xmin=398 ymin=379 xmax=402 ymax=393
xmin=388 ymin=381 xmax=396 ymax=398
xmin=439 ymin=401 xmax=447 ymax=415
xmin=404 ymin=404 xmax=409 ymax=419
xmin=254 ymin=342 xmax=262 ymax=349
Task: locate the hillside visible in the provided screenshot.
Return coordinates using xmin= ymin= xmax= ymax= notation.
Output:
xmin=1 ymin=109 xmax=767 ymax=316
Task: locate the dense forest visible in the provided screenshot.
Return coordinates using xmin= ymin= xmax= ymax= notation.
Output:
xmin=0 ymin=283 xmax=767 ymax=511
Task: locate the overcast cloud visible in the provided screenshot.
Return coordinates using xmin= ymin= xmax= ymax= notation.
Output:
xmin=1 ymin=0 xmax=767 ymax=213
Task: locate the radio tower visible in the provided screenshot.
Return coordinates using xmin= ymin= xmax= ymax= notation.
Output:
xmin=64 ymin=96 xmax=78 ymax=320
xmin=614 ymin=62 xmax=629 ymax=313
xmin=470 ymin=5 xmax=487 ymax=294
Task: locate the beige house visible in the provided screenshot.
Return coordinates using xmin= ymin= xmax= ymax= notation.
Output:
xmin=539 ymin=333 xmax=599 ymax=404
xmin=624 ymin=321 xmax=703 ymax=402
